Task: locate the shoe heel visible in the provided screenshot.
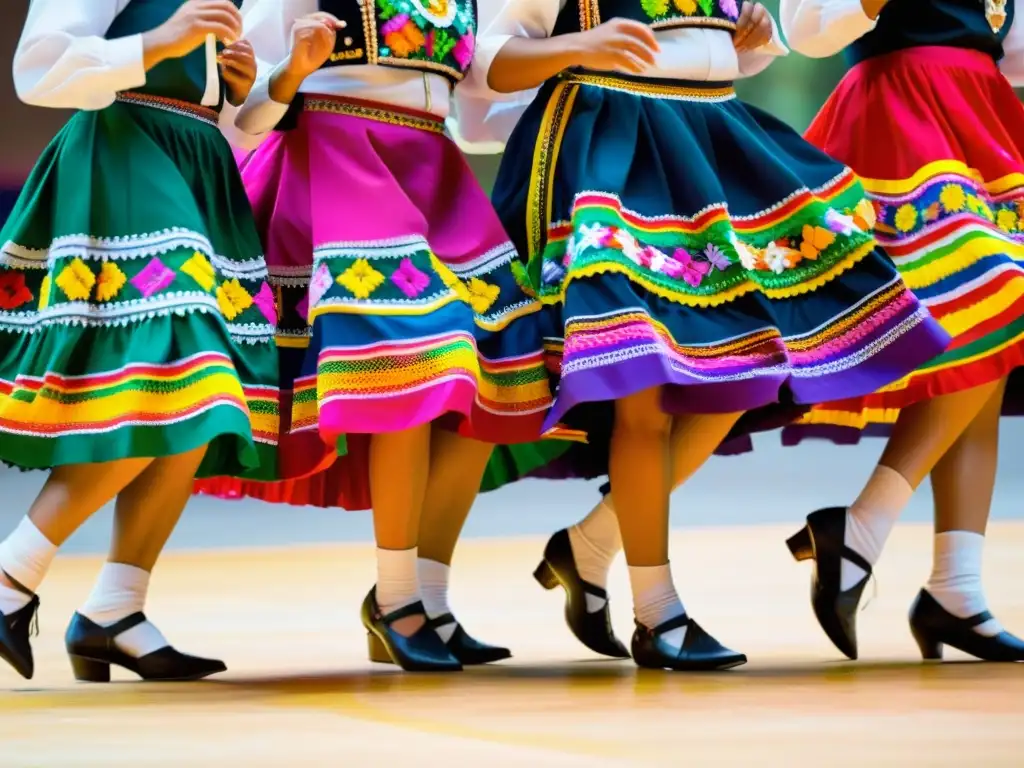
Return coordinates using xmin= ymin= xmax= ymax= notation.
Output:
xmin=911 ymin=626 xmax=944 ymax=661
xmin=786 ymin=526 xmax=813 ymax=562
xmin=69 ymin=654 xmax=111 ymax=683
xmin=533 ymin=560 xmax=558 ymax=590
xmin=366 ymin=632 xmax=395 ymax=665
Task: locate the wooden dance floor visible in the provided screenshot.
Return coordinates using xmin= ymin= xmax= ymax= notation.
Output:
xmin=2 ymin=522 xmax=1022 ymax=765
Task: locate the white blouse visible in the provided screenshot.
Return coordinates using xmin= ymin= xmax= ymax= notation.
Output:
xmin=453 ymin=0 xmax=788 ymax=150
xmin=779 ymin=0 xmax=1024 ymax=85
xmin=14 ymin=0 xmax=238 ymax=130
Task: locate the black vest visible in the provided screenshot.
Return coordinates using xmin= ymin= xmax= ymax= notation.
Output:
xmin=846 ymin=0 xmax=1014 ymax=66
xmin=552 ymin=0 xmax=741 ymax=36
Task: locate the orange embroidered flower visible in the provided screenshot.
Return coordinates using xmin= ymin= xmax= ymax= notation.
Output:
xmin=851 ymin=199 xmax=877 ymax=231
xmin=799 ymin=225 xmax=836 ymax=260
xmin=382 ymin=16 xmax=426 ymax=58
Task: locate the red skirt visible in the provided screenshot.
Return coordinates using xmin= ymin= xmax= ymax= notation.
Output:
xmin=786 ymin=46 xmax=1024 ymax=436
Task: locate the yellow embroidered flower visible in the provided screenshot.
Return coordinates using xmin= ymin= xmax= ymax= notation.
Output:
xmin=939 ymin=184 xmax=966 ymax=212
xmin=216 ymin=278 xmax=253 ymax=321
xmin=893 ymin=204 xmax=918 ymax=233
xmin=54 ymin=258 xmax=96 ymax=301
xmin=978 ymin=200 xmax=995 ymax=222
xmin=38 ymin=275 xmax=51 ymax=310
xmin=95 ymin=261 xmax=127 ymax=302
xmin=429 ymin=251 xmax=461 ymax=290
xmin=466 ymin=278 xmax=500 ymax=314
xmin=997 ymin=208 xmax=1019 ymax=232
xmin=852 ymin=198 xmax=877 ymax=231
xmin=181 ymin=251 xmax=216 ymax=291
xmin=966 ymin=195 xmax=982 ymax=214
xmin=672 ymin=0 xmax=698 ymax=12
xmin=336 ymin=258 xmax=385 ymax=300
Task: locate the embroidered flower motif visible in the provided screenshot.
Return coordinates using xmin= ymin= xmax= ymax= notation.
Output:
xmin=575 ymin=223 xmax=613 ymax=253
xmin=429 ymin=251 xmax=461 ymax=290
xmin=130 ymin=257 xmax=175 ymax=298
xmin=701 ymin=244 xmax=730 ymax=271
xmin=55 ymin=258 xmax=96 ymax=301
xmin=181 ymin=251 xmax=216 ymax=292
xmin=978 ymin=200 xmax=995 ymax=222
xmin=0 ymin=271 xmax=32 ymax=310
xmin=763 ymin=241 xmax=803 ymax=274
xmin=391 ymin=257 xmax=431 ymax=298
xmin=718 ymin=0 xmax=739 ymax=19
xmin=452 ymin=29 xmax=475 ymax=70
xmin=800 ymin=224 xmax=837 ymax=260
xmin=252 ymin=282 xmax=278 ymax=325
xmin=939 ymin=183 xmax=967 ymax=213
xmin=667 ymin=248 xmax=710 ymax=287
xmin=893 ymin=203 xmax=918 ymax=233
xmin=672 ymin=0 xmax=697 ymax=13
xmin=337 ymin=258 xmax=387 ymax=300
xmin=730 ymin=234 xmax=763 ymax=271
xmin=923 ymin=202 xmax=942 ymax=223
xmin=216 ymin=279 xmax=254 ymax=321
xmin=613 ymin=229 xmax=645 ymax=263
xmin=851 ymin=199 xmax=877 ymax=231
xmin=295 ymin=293 xmax=310 ymax=321
xmin=563 ymin=235 xmax=577 ymax=266
xmin=642 ymin=0 xmax=670 ymax=17
xmin=38 ymin=275 xmax=51 ymax=311
xmin=425 ymin=29 xmax=435 ymax=58
xmin=466 ymin=277 xmax=500 ymax=314
xmin=542 ymin=259 xmax=566 ymax=285
xmin=997 ymin=208 xmax=1019 ymax=232
xmin=95 ymin=261 xmax=127 ymax=302
xmin=381 ymin=15 xmax=426 ymax=57
xmin=966 ymin=194 xmax=983 ymax=215
xmin=824 ymin=209 xmax=856 ymax=235
xmin=640 ymin=245 xmax=670 ymax=272
xmin=309 ymin=262 xmax=333 ymax=307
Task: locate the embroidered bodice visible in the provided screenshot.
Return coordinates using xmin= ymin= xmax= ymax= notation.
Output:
xmin=551 ymin=0 xmax=742 ymax=36
xmin=317 ymin=0 xmax=477 ymax=84
xmin=847 ymin=0 xmax=1014 ymax=65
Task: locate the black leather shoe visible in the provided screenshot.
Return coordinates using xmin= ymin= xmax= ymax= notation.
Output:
xmin=361 ymin=588 xmax=462 ymax=672
xmin=533 ymin=529 xmax=629 ymax=659
xmin=909 ymin=589 xmax=1024 ymax=662
xmin=631 ymin=613 xmax=747 ymax=671
xmin=65 ymin=612 xmax=227 ymax=682
xmin=786 ymin=507 xmax=872 ymax=660
xmin=0 ymin=595 xmax=39 ymax=680
xmin=430 ymin=613 xmax=511 ymax=665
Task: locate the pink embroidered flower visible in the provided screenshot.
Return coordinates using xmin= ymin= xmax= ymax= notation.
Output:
xmin=308 ymin=262 xmax=333 ymax=307
xmin=452 ymin=30 xmax=475 ymax=70
xmin=130 ymin=257 xmax=175 ymax=298
xmin=391 ymin=257 xmax=431 ymax=298
xmin=824 ymin=209 xmax=856 ymax=235
xmin=381 ymin=13 xmax=411 ymax=36
xmin=703 ymin=243 xmax=731 ymax=271
xmin=599 ymin=226 xmax=620 ymax=248
xmin=252 ymin=282 xmax=278 ymax=325
xmin=381 ymin=15 xmax=426 ymax=57
xmin=668 ymin=248 xmax=710 ymax=287
xmin=719 ymin=0 xmax=739 ymax=20
xmin=295 ymin=293 xmax=309 ymax=321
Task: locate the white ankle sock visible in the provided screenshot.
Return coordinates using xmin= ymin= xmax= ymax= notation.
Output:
xmin=842 ymin=465 xmax=914 ymax=590
xmin=629 ymin=563 xmax=687 ymax=650
xmin=376 ymin=547 xmax=419 ymax=616
xmin=418 ymin=558 xmax=456 ymax=642
xmin=79 ymin=563 xmax=169 ymax=658
xmin=568 ymin=497 xmax=622 ymax=613
xmin=926 ymin=531 xmax=1003 ymax=637
xmin=0 ymin=518 xmax=57 ymax=615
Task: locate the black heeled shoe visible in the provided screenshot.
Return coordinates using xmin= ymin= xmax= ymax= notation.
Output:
xmin=786 ymin=507 xmax=872 ymax=660
xmin=631 ymin=614 xmax=747 ymax=671
xmin=64 ymin=612 xmax=227 ymax=683
xmin=909 ymin=589 xmax=1024 ymax=662
xmin=533 ymin=529 xmax=630 ymax=659
xmin=0 ymin=595 xmax=39 ymax=680
xmin=361 ymin=588 xmax=462 ymax=672
xmin=368 ymin=610 xmax=511 ymax=666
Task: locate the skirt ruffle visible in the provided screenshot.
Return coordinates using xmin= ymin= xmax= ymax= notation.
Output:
xmin=482 ymin=72 xmax=948 ymax=483
xmin=0 ymin=94 xmax=279 ymax=478
xmin=781 ymin=46 xmax=1024 ymax=445
xmin=194 ymin=96 xmax=554 ymax=508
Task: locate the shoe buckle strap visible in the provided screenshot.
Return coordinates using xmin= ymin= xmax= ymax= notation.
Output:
xmin=650 ymin=613 xmax=690 ymax=635
xmin=380 ymin=600 xmax=427 ymax=626
xmin=106 ymin=611 xmax=148 ymax=637
xmin=426 ymin=612 xmax=457 ymax=630
xmin=967 ymin=610 xmax=994 ymax=627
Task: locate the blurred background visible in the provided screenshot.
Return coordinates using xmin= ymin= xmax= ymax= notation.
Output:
xmin=0 ymin=0 xmax=1019 ymax=552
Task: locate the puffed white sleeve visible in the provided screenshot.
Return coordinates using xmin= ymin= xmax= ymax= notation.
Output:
xmin=12 ymin=0 xmax=147 ymax=111
xmin=779 ymin=0 xmax=879 ymax=59
xmin=736 ymin=12 xmax=790 ymax=78
xmin=234 ymin=0 xmax=313 ymax=137
xmin=449 ymin=0 xmax=563 ymax=152
xmin=999 ymin=3 xmax=1024 ymax=87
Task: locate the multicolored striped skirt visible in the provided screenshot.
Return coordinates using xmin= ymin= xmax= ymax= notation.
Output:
xmin=195 ymin=95 xmax=553 ymax=509
xmin=483 ymin=71 xmax=950 ymax=485
xmin=0 ymin=93 xmax=280 ymax=477
xmin=781 ymin=46 xmax=1024 ymax=445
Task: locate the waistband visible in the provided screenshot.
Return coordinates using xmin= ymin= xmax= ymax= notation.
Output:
xmin=302 ymin=94 xmax=446 ymax=135
xmin=850 ymin=45 xmax=1001 ymax=77
xmin=560 ymin=70 xmax=735 ymax=101
xmin=115 ymin=92 xmax=219 ymax=126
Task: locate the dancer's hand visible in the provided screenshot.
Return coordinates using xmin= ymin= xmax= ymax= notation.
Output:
xmin=861 ymin=0 xmax=889 ymax=19
xmin=285 ymin=13 xmax=347 ymax=79
xmin=142 ymin=0 xmax=243 ymax=70
xmin=732 ymin=2 xmax=772 ymax=52
xmin=220 ymin=40 xmax=257 ymax=105
xmin=574 ymin=19 xmax=660 ymax=75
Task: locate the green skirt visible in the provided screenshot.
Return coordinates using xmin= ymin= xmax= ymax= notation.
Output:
xmin=0 ymin=94 xmax=279 ymax=478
